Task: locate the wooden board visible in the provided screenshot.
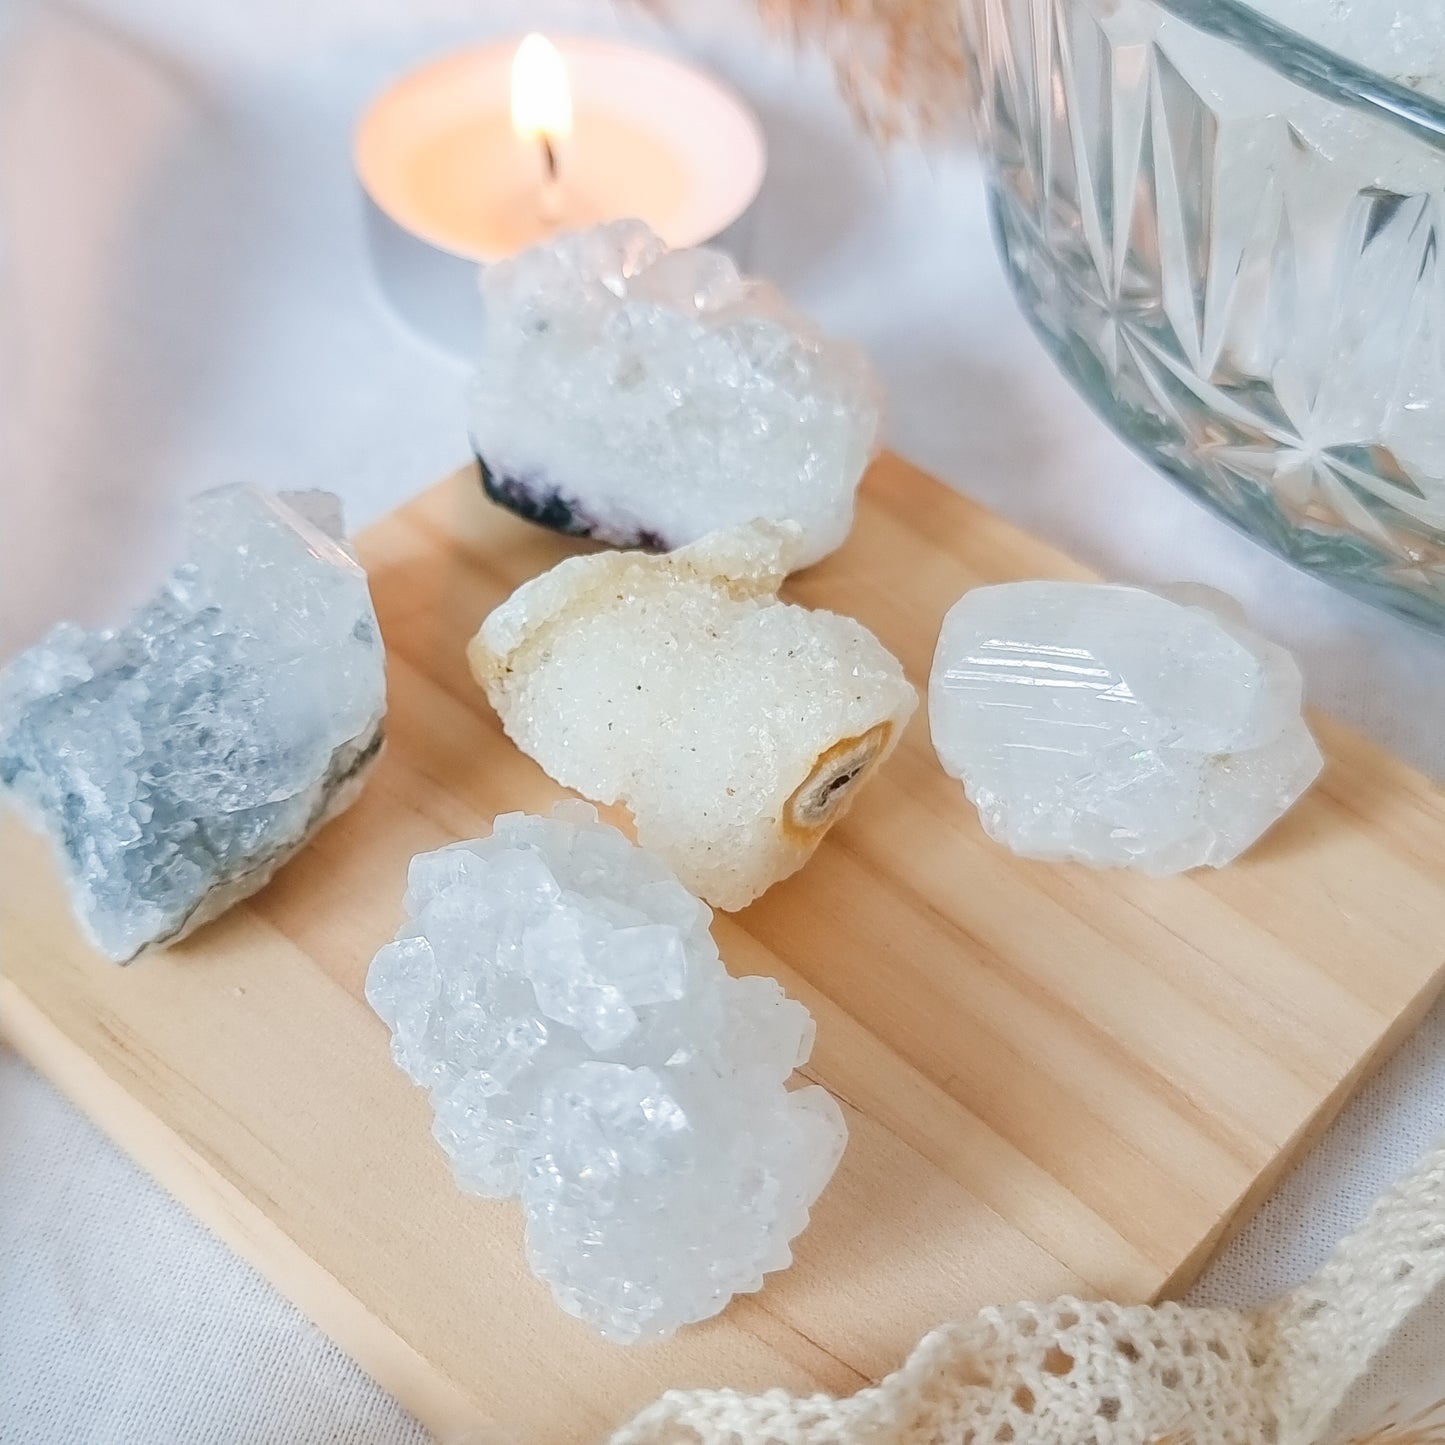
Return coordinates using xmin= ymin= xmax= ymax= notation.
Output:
xmin=5 ymin=455 xmax=1445 ymax=1443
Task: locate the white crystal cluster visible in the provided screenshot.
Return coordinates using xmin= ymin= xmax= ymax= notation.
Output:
xmin=469 ymin=220 xmax=882 ymax=568
xmin=366 ymin=803 xmax=847 ymax=1345
xmin=469 ymin=521 xmax=916 ymax=910
xmin=929 ymin=582 xmax=1323 ymax=874
xmin=0 ymin=486 xmax=386 ymax=961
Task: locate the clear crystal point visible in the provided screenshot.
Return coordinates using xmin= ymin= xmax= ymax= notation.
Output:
xmin=929 ymin=581 xmax=1323 ymax=874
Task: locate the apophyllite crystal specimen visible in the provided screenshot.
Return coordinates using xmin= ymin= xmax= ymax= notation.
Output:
xmin=366 ymin=803 xmax=847 ymax=1344
xmin=468 ymin=520 xmax=916 ymax=910
xmin=0 ymin=486 xmax=386 ymax=962
xmin=469 ymin=219 xmax=881 ymax=568
xmin=929 ymin=581 xmax=1323 ymax=874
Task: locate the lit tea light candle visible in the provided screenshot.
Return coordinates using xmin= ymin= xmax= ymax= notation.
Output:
xmin=510 ymin=34 xmax=572 ymax=226
xmin=355 ymin=33 xmax=766 ymax=350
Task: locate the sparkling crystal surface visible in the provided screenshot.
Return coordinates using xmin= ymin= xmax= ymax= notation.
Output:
xmin=365 ymin=803 xmax=847 ymax=1345
xmin=0 ymin=485 xmax=386 ymax=961
xmin=929 ymin=581 xmax=1323 ymax=873
xmin=468 ymin=521 xmax=917 ymax=910
xmin=469 ymin=220 xmax=882 ymax=567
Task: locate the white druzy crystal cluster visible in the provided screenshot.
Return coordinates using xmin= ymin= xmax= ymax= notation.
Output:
xmin=929 ymin=581 xmax=1323 ymax=874
xmin=365 ymin=803 xmax=847 ymax=1345
xmin=469 ymin=520 xmax=917 ymax=910
xmin=0 ymin=486 xmax=386 ymax=961
xmin=469 ymin=220 xmax=881 ymax=567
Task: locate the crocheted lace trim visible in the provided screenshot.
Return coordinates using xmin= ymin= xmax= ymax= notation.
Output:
xmin=610 ymin=1137 xmax=1445 ymax=1445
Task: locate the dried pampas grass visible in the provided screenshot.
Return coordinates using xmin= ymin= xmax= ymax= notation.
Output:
xmin=755 ymin=0 xmax=970 ymax=138
xmin=640 ymin=0 xmax=969 ymax=138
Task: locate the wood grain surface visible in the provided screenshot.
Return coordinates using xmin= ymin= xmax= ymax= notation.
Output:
xmin=5 ymin=455 xmax=1445 ymax=1443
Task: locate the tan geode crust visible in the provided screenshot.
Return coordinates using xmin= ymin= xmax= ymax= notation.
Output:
xmin=468 ymin=522 xmax=917 ymax=909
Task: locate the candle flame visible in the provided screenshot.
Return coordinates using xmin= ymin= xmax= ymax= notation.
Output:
xmin=511 ymin=33 xmax=573 ymax=142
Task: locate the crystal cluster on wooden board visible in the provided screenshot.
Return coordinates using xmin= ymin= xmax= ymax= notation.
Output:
xmin=468 ymin=518 xmax=917 ymax=910
xmin=366 ymin=803 xmax=846 ymax=1344
xmin=0 ymin=486 xmax=386 ymax=961
xmin=470 ymin=219 xmax=881 ymax=568
xmin=929 ymin=581 xmax=1323 ymax=873
xmin=3 ymin=216 xmax=1336 ymax=1356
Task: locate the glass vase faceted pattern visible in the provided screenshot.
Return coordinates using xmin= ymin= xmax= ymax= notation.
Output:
xmin=963 ymin=0 xmax=1445 ymax=628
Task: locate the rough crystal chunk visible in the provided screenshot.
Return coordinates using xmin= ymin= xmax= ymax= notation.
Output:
xmin=0 ymin=485 xmax=386 ymax=961
xmin=929 ymin=581 xmax=1322 ymax=873
xmin=468 ymin=520 xmax=917 ymax=909
xmin=366 ymin=803 xmax=847 ymax=1344
xmin=469 ymin=219 xmax=882 ymax=568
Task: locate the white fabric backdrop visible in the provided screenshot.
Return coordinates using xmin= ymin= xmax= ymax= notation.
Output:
xmin=1 ymin=1 xmax=1442 ymax=1440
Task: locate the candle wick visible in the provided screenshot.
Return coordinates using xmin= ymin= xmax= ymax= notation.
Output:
xmin=537 ymin=132 xmax=563 ymax=226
